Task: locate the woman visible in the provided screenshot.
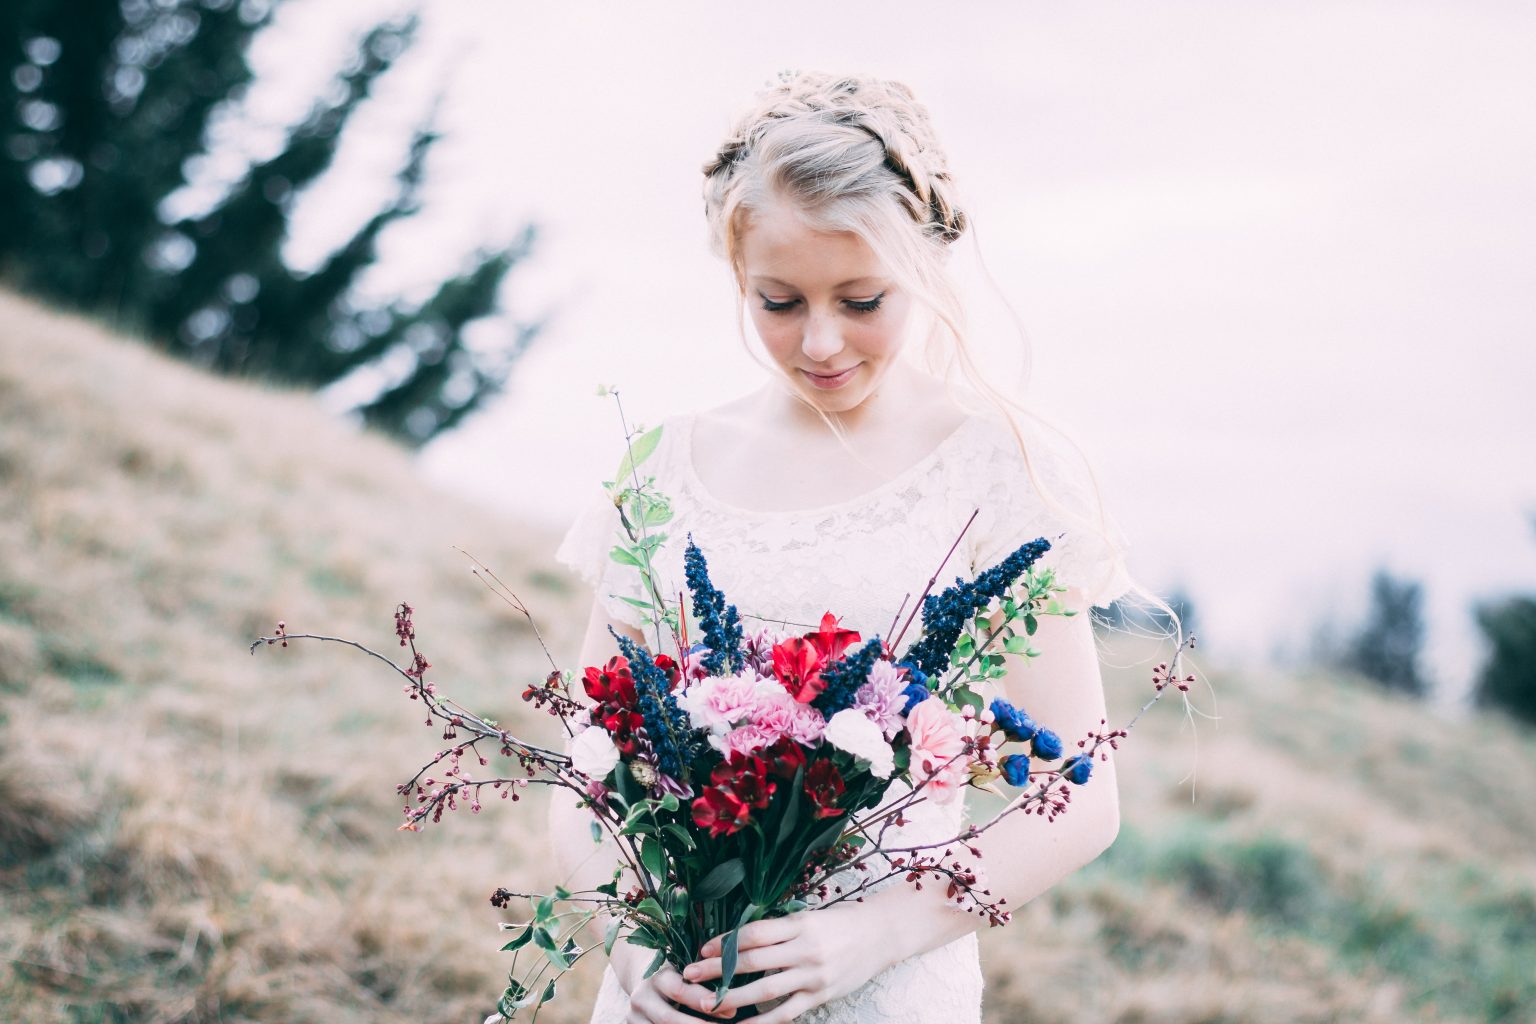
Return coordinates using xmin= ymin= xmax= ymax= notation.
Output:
xmin=553 ymin=70 xmax=1134 ymax=1024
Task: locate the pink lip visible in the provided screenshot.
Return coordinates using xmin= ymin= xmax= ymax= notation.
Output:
xmin=801 ymin=365 xmax=860 ymax=390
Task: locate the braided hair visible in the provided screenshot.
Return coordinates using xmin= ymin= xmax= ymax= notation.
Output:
xmin=702 ymin=70 xmax=968 ymax=268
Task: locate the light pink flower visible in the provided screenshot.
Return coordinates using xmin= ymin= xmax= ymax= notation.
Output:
xmin=679 ymin=671 xmax=760 ymax=734
xmin=720 ymin=724 xmax=773 ymax=758
xmin=905 ymin=698 xmax=973 ymax=803
xmin=853 ymin=660 xmax=909 ymax=739
xmin=749 ymin=687 xmax=825 ymax=747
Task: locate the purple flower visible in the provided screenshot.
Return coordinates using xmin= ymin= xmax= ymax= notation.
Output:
xmin=853 ymin=660 xmax=909 ymax=739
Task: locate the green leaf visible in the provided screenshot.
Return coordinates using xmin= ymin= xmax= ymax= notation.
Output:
xmin=1024 ymin=614 xmax=1039 ymax=636
xmin=553 ymin=885 xmax=571 ymax=900
xmin=635 ymin=897 xmax=666 ymax=925
xmin=608 ymin=545 xmax=643 ymax=568
xmin=777 ymin=898 xmax=809 ymax=914
xmin=714 ymin=903 xmax=762 ymax=1006
xmin=642 ymin=948 xmax=667 ymax=980
xmin=538 ymin=978 xmax=557 ymax=1006
xmin=618 ymin=595 xmax=656 ymax=610
xmin=604 ymin=916 xmax=623 ymax=955
xmin=500 ymin=925 xmax=533 ymax=952
xmin=661 ymin=822 xmax=696 ymax=851
xmin=640 ymin=836 xmax=665 ymax=881
xmin=614 ymin=425 xmax=664 ymax=483
xmin=657 ymin=792 xmax=680 ymax=813
xmin=590 ymin=818 xmax=603 ymax=844
xmin=695 ymin=859 xmax=746 ymax=901
xmin=1003 ymin=635 xmax=1030 ymax=655
xmin=641 ymin=500 xmax=674 ymax=527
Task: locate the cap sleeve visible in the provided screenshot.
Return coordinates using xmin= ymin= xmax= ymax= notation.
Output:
xmin=964 ymin=418 xmax=1132 ymax=610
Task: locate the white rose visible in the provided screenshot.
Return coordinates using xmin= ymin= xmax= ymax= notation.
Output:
xmin=570 ymin=726 xmax=620 ymax=779
xmin=824 ymin=708 xmax=895 ymax=779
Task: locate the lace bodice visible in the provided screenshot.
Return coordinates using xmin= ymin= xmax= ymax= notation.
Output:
xmin=556 ymin=408 xmax=1130 ymax=1024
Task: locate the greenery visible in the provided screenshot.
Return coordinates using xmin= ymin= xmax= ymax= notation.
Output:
xmin=1474 ymin=594 xmax=1536 ymax=726
xmin=1343 ymin=568 xmax=1427 ymax=697
xmin=0 ymin=0 xmax=539 ymax=444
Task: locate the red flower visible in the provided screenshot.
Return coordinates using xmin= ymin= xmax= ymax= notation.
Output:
xmin=804 ymin=758 xmax=846 ymax=819
xmin=692 ymin=786 xmax=751 ymax=838
xmin=712 ymin=754 xmax=776 ymax=810
xmin=652 ymin=653 xmax=681 ymax=689
xmin=773 ymin=637 xmax=827 ymax=703
xmin=806 ymin=612 xmax=861 ymax=663
xmin=583 ymin=656 xmax=643 ymax=754
xmin=583 ymin=656 xmax=636 ymax=707
xmin=762 ymin=738 xmax=808 ymax=781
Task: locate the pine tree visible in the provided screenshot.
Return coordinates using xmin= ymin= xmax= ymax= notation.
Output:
xmin=1 ymin=0 xmax=537 ymax=445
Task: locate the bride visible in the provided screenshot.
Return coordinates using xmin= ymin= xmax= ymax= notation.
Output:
xmin=552 ymin=70 xmax=1135 ymax=1024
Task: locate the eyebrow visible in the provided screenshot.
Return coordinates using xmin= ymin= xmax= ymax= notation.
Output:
xmin=753 ymin=276 xmax=884 ymax=290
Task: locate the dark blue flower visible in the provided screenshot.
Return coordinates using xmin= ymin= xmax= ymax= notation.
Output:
xmin=900 ymin=681 xmax=931 ymax=715
xmin=1062 ymin=753 xmax=1093 ymax=785
xmin=814 ymin=638 xmax=885 ymax=716
xmin=1000 ymin=753 xmax=1031 ymax=787
xmin=989 ymin=699 xmax=1038 ymax=742
xmin=609 ymin=628 xmax=699 ymax=782
xmin=1031 ymin=727 xmax=1063 ymax=761
xmin=903 ymin=537 xmax=1051 ymax=678
xmin=683 ymin=537 xmax=744 ymax=675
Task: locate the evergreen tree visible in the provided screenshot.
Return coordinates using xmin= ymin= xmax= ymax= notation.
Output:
xmin=0 ymin=0 xmax=537 ymax=445
xmin=1473 ymin=596 xmax=1536 ymax=727
xmin=1344 ymin=569 xmax=1427 ymax=698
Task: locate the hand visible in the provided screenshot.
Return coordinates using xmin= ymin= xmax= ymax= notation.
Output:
xmin=610 ymin=939 xmax=738 ymax=1024
xmin=682 ymin=905 xmax=892 ymax=1024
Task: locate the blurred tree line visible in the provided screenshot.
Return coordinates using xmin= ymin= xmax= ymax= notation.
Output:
xmin=1 ymin=0 xmax=538 ymax=444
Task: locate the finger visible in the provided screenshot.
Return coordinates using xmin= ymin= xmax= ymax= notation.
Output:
xmin=698 ymin=916 xmax=800 ymax=958
xmin=634 ymin=982 xmax=730 ymax=1024
xmin=752 ymin=992 xmax=817 ymax=1024
xmin=709 ymin=968 xmax=810 ymax=1012
xmin=651 ymin=967 xmax=736 ymax=1019
xmin=683 ymin=941 xmax=801 ymax=983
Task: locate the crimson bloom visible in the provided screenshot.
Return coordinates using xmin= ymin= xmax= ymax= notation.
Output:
xmin=583 ymin=656 xmax=644 ymax=754
xmin=773 ymin=637 xmax=827 ymax=703
xmin=804 ymin=758 xmax=847 ymax=819
xmin=692 ymin=786 xmax=751 ymax=838
xmin=762 ymin=738 xmax=808 ymax=781
xmin=806 ymin=611 xmax=862 ymax=663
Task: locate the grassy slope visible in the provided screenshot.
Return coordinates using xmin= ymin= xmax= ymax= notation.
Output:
xmin=1 ymin=289 xmax=1533 ymax=1023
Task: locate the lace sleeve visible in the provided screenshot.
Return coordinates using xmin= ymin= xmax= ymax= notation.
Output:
xmin=964 ymin=419 xmax=1132 ymax=610
xmin=553 ymin=483 xmax=651 ymax=630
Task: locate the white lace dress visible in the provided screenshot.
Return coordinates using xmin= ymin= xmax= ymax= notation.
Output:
xmin=554 ymin=409 xmax=1131 ymax=1024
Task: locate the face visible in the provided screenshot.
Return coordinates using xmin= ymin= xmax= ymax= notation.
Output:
xmin=737 ymin=197 xmax=915 ymax=415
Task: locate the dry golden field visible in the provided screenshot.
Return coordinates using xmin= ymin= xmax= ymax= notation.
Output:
xmin=2 ymin=288 xmax=1534 ymax=1023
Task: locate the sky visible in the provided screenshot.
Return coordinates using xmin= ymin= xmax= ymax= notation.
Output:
xmin=188 ymin=0 xmax=1536 ymax=700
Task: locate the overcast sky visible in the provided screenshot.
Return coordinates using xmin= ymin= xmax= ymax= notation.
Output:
xmin=197 ymin=1 xmax=1536 ymax=699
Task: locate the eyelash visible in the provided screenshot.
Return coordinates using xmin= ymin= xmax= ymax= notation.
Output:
xmin=760 ymin=293 xmax=885 ymax=315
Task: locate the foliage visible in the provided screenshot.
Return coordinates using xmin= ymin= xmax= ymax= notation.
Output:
xmin=1473 ymin=595 xmax=1536 ymax=726
xmin=0 ymin=0 xmax=539 ymax=444
xmin=1343 ymin=568 xmax=1427 ymax=698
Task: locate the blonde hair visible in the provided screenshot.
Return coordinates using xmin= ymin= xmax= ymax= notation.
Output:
xmin=700 ymin=70 xmax=1185 ymax=642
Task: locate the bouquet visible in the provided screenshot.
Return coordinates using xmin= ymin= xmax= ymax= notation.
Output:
xmin=252 ymin=409 xmax=1193 ymax=1021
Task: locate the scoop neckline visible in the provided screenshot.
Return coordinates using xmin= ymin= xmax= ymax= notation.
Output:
xmin=677 ymin=410 xmax=983 ymax=519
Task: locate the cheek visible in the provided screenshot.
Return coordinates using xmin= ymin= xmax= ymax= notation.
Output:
xmin=747 ymin=309 xmax=798 ymax=359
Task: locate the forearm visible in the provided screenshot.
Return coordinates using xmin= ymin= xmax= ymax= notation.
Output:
xmin=858 ymin=750 xmax=1121 ymax=968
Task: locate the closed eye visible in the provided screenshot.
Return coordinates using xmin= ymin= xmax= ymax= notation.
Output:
xmin=845 ymin=293 xmax=884 ymax=314
xmin=760 ymin=296 xmax=799 ymax=313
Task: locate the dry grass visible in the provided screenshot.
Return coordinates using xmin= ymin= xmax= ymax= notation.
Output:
xmin=2 ymin=287 xmax=1533 ymax=1023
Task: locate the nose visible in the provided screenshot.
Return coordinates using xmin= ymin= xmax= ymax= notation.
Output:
xmin=800 ymin=310 xmax=844 ymax=365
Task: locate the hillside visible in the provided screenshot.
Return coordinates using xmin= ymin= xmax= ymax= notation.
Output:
xmin=2 ymin=287 xmax=1534 ymax=1023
